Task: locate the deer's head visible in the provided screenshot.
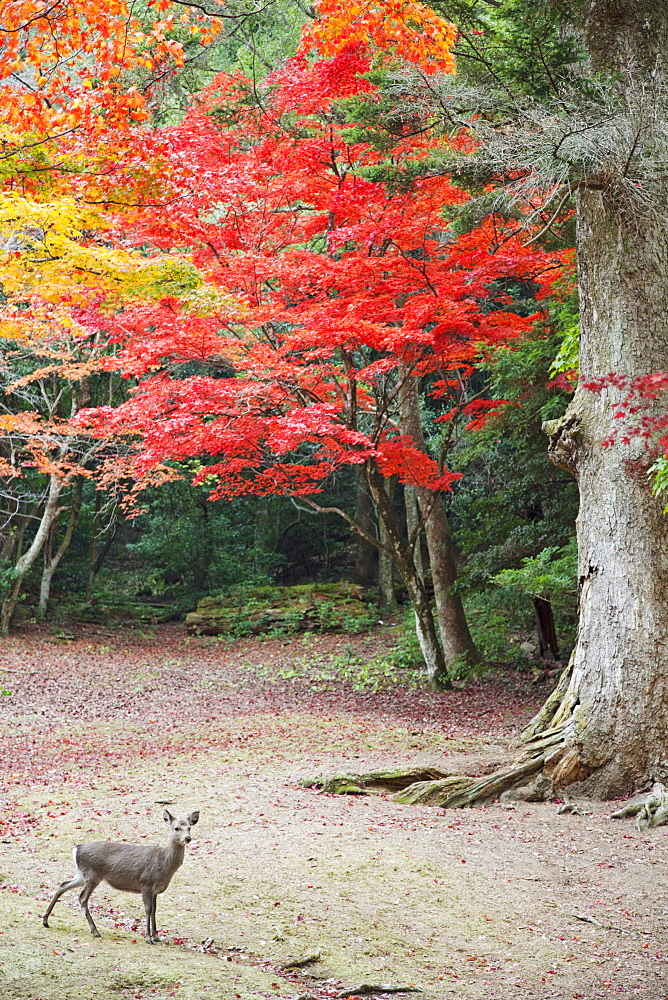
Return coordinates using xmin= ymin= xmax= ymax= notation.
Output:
xmin=163 ymin=809 xmax=200 ymax=845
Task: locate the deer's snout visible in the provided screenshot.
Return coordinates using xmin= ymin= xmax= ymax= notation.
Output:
xmin=185 ymin=836 xmax=191 ymax=843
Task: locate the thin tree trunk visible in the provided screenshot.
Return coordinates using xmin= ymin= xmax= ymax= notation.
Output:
xmin=353 ymin=470 xmax=378 ymax=587
xmin=365 ymin=464 xmax=450 ymax=689
xmin=533 ymin=596 xmax=559 ymax=661
xmin=86 ymin=489 xmax=101 ymax=600
xmin=377 ymin=477 xmax=397 ymax=613
xmin=38 ymin=476 xmax=84 ymax=617
xmin=86 ymin=501 xmax=118 ymax=598
xmin=399 ymin=373 xmax=481 ymax=668
xmin=404 ymin=486 xmax=424 ymax=581
xmin=1 ymin=473 xmax=65 ymax=634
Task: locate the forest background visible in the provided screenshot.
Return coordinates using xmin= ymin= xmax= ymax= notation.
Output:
xmin=4 ymin=8 xmax=668 ymax=997
xmin=0 ymin=0 xmax=583 ymax=684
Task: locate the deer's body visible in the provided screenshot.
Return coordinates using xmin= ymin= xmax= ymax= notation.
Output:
xmin=42 ymin=810 xmax=199 ymax=943
xmin=75 ymin=838 xmax=186 ymax=894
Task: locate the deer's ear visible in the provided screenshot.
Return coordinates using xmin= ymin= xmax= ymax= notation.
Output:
xmin=188 ymin=811 xmax=200 ymax=826
xmin=163 ymin=809 xmax=174 ymax=824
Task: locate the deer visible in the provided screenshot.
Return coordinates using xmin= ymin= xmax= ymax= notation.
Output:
xmin=41 ymin=809 xmax=199 ymax=944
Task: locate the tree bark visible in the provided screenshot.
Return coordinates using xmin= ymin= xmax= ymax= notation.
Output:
xmin=398 ymin=374 xmax=481 ymax=669
xmin=365 ymin=464 xmax=450 ymax=688
xmin=38 ymin=476 xmax=84 ymax=617
xmin=1 ymin=473 xmax=66 ymax=634
xmin=377 ymin=477 xmax=397 ymax=613
xmin=538 ymin=2 xmax=668 ymax=797
xmin=353 ymin=470 xmax=378 ymax=587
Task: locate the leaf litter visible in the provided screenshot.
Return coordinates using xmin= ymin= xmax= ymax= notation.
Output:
xmin=1 ymin=622 xmax=667 ymax=1000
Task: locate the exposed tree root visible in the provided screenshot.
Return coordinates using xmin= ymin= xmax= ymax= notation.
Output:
xmin=279 ymin=952 xmax=321 ymax=970
xmin=517 ymin=652 xmax=575 ymax=745
xmin=337 ymin=985 xmax=423 ymax=998
xmin=441 ymin=751 xmax=550 ymax=807
xmin=299 ymin=670 xmax=603 ymax=809
xmin=610 ymin=782 xmax=668 ymax=830
xmin=300 ymin=768 xmax=449 ymax=795
xmin=393 ymin=776 xmax=474 ymax=806
xmin=301 ymin=730 xmax=579 ymax=808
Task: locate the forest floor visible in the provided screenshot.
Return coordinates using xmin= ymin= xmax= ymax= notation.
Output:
xmin=1 ymin=622 xmax=667 ymax=1000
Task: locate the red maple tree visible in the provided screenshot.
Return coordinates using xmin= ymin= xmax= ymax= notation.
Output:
xmin=76 ymin=43 xmax=564 ymax=683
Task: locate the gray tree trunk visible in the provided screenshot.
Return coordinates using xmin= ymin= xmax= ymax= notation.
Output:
xmin=541 ymin=2 xmax=668 ymax=797
xmin=377 ymin=517 xmax=397 ymax=613
xmin=404 ymin=486 xmax=424 ymax=581
xmin=1 ymin=473 xmax=65 ymax=634
xmin=377 ymin=477 xmax=397 ymax=613
xmin=38 ymin=476 xmax=84 ymax=617
xmin=399 ymin=375 xmax=481 ymax=669
xmin=353 ymin=470 xmax=378 ymax=587
xmin=365 ymin=465 xmax=450 ymax=688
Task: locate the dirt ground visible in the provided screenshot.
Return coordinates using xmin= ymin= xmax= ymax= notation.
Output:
xmin=1 ymin=623 xmax=667 ymax=1000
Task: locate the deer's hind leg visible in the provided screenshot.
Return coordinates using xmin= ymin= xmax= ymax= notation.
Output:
xmin=79 ymin=876 xmax=102 ymax=937
xmin=42 ymin=871 xmax=86 ymax=927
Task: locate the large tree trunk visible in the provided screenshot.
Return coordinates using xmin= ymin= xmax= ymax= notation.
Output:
xmin=541 ymin=195 xmax=668 ymax=797
xmin=537 ymin=2 xmax=668 ymax=798
xmin=430 ymin=1 xmax=668 ymax=809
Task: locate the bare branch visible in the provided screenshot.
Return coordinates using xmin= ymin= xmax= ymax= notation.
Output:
xmin=0 ymin=1 xmax=60 ymax=34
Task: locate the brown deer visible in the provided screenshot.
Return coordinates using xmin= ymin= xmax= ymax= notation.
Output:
xmin=42 ymin=809 xmax=199 ymax=943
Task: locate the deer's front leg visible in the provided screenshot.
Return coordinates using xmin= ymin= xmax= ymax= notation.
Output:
xmin=150 ymin=894 xmax=160 ymax=943
xmin=142 ymin=887 xmax=159 ymax=943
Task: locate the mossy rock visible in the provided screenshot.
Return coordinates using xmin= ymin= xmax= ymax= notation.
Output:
xmin=393 ymin=776 xmax=476 ymax=806
xmin=185 ymin=582 xmax=372 ymax=636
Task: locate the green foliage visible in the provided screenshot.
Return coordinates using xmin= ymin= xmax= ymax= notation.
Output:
xmin=219 ymin=0 xmax=306 ymax=78
xmin=432 ymin=0 xmax=587 ymax=98
xmin=437 ymin=320 xmax=579 ymax=664
xmin=247 ymin=632 xmax=423 ymax=693
xmin=447 ymin=327 xmax=578 ymax=592
xmin=462 ymin=587 xmax=534 ymax=663
xmin=550 ymin=322 xmax=580 ymax=376
xmin=492 ymin=538 xmax=578 ymax=603
xmin=127 ymin=479 xmax=267 ymax=600
xmin=381 ymin=609 xmax=488 ymax=684
xmin=385 ymin=609 xmax=429 ymax=673
xmin=549 ymin=274 xmax=580 ymax=375
xmin=458 ymin=540 xmax=579 ymax=665
xmin=650 ymin=456 xmax=668 ymax=510
xmin=0 ymin=565 xmax=18 ymax=596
